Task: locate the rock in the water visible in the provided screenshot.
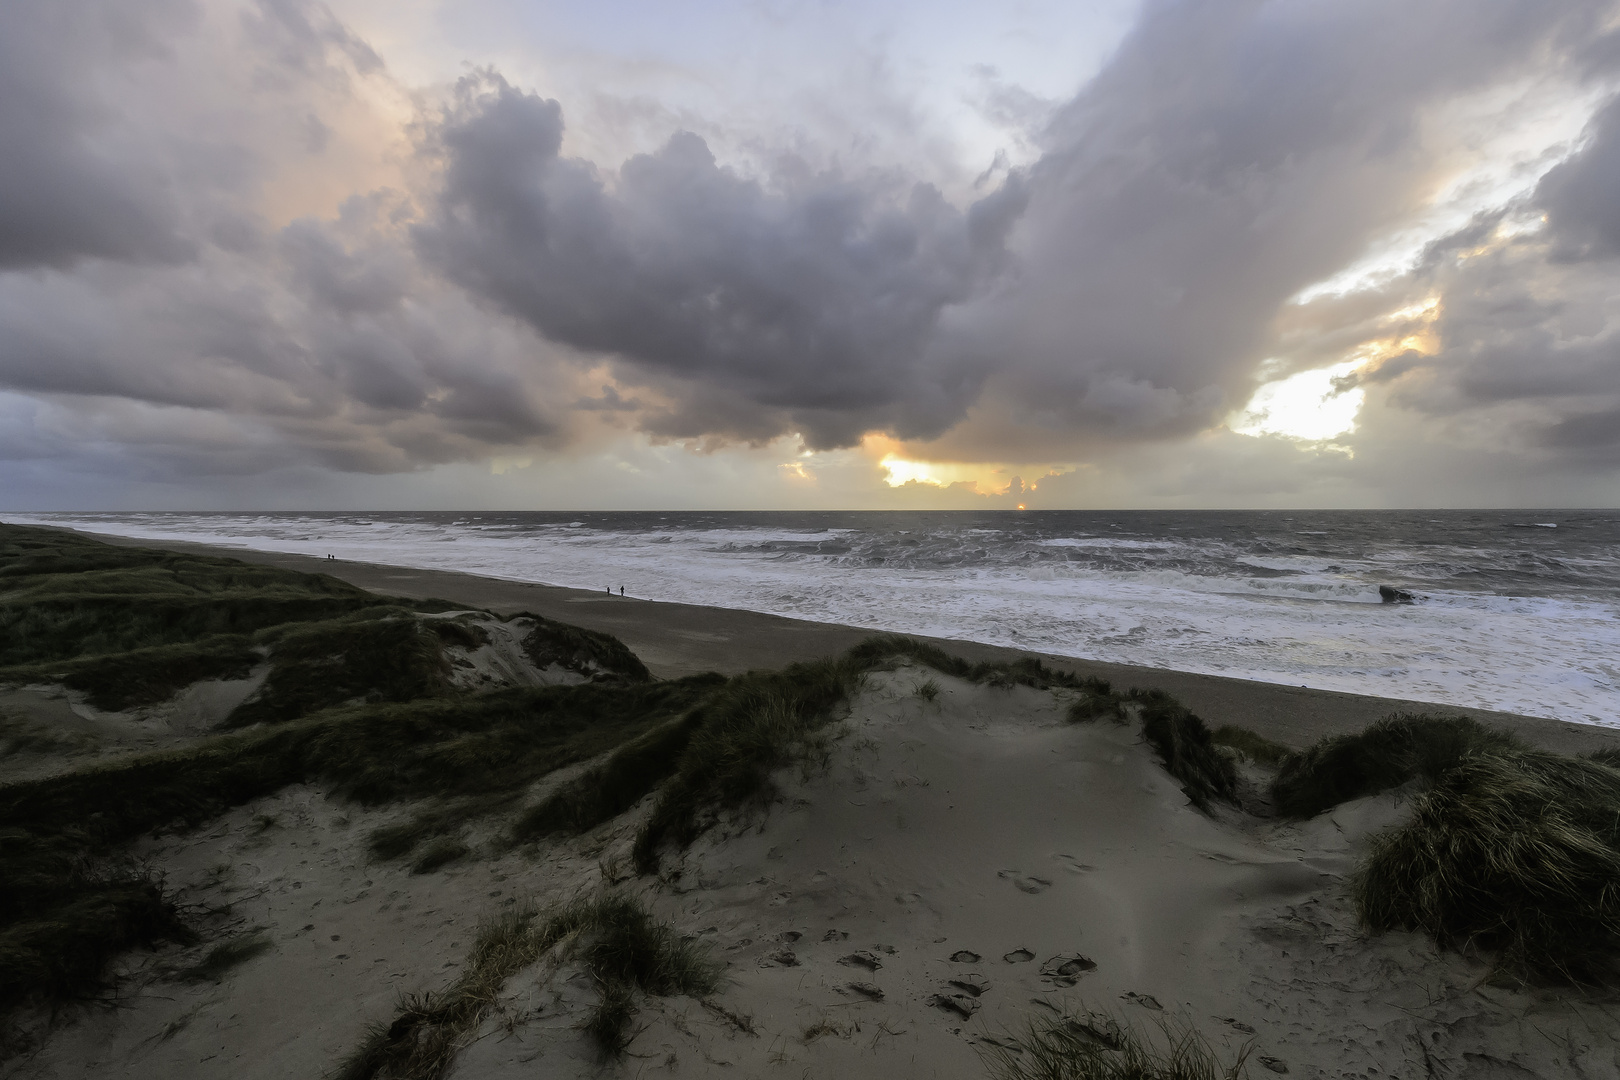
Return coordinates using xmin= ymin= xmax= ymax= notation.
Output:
xmin=1378 ymin=585 xmax=1415 ymax=604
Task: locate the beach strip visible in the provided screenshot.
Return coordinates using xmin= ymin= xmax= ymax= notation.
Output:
xmin=73 ymin=526 xmax=1620 ymax=757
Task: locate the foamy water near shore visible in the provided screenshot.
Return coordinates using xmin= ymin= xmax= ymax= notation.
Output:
xmin=14 ymin=510 xmax=1620 ymax=724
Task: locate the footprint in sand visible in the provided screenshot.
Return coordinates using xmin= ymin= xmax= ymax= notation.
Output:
xmin=1213 ymin=1015 xmax=1256 ymax=1034
xmin=947 ymin=974 xmax=991 ymax=997
xmin=1052 ymin=853 xmax=1098 ymax=874
xmin=845 ymin=981 xmax=884 ymax=1001
xmin=1003 ymin=948 xmax=1035 ymax=963
xmin=822 ymin=929 xmax=849 ymax=942
xmin=929 ymin=993 xmax=981 ymax=1019
xmin=1257 ymin=1057 xmax=1289 ymax=1073
xmin=1040 ymin=954 xmax=1098 ymax=986
xmin=949 ymin=949 xmax=981 ymax=963
xmin=998 ymin=869 xmax=1053 ymax=893
xmin=1121 ymin=991 xmax=1163 ymax=1010
xmin=838 ymin=950 xmax=883 ymax=971
xmin=778 ymin=931 xmax=802 ymax=943
xmin=766 ymin=948 xmax=799 ymax=967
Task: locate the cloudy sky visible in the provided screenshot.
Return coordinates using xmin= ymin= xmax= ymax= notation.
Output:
xmin=3 ymin=0 xmax=1619 ymax=510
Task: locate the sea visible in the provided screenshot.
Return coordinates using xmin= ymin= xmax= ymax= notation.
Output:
xmin=11 ymin=510 xmax=1619 ymax=726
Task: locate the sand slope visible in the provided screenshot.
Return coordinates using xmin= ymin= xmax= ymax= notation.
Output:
xmin=8 ymin=666 xmax=1620 ymax=1079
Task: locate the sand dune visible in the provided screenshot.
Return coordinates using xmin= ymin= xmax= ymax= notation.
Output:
xmin=12 ymin=663 xmax=1618 ymax=1079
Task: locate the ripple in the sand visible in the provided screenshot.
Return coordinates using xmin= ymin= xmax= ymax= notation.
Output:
xmin=949 ymin=949 xmax=981 ymax=963
xmin=1003 ymin=948 xmax=1035 ymax=963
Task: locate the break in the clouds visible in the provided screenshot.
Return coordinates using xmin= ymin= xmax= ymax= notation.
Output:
xmin=1 ymin=0 xmax=1619 ymax=508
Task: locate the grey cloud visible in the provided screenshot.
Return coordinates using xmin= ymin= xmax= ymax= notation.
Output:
xmin=939 ymin=0 xmax=1616 ymax=448
xmin=1354 ymin=95 xmax=1620 ymax=461
xmin=1539 ymin=94 xmax=1620 ymax=260
xmin=416 ymin=72 xmax=1027 ymax=450
xmin=0 ymin=1 xmax=196 ymax=268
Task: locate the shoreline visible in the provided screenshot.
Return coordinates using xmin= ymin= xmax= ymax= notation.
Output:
xmin=62 ymin=524 xmax=1620 ymax=757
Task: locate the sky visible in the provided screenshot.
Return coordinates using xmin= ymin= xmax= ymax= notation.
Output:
xmin=3 ymin=0 xmax=1620 ymax=510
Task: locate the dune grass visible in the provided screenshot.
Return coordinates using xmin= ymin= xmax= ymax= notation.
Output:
xmin=1128 ymin=690 xmax=1239 ymax=811
xmin=221 ymin=610 xmax=455 ymax=727
xmin=0 ymin=525 xmax=391 ymax=667
xmin=980 ymin=1008 xmax=1250 ymax=1080
xmin=171 ymin=930 xmax=274 ymax=983
xmin=1354 ymin=748 xmax=1620 ymax=983
xmin=409 ymin=837 xmax=471 ymax=875
xmin=0 ymin=674 xmax=716 ymax=1016
xmin=337 ymin=894 xmax=719 ymax=1079
xmin=521 ymin=617 xmax=652 ymax=682
xmin=0 ymin=635 xmax=263 ymax=712
xmin=1270 ymin=714 xmax=1520 ymax=819
xmin=1208 ymin=726 xmax=1292 ymax=768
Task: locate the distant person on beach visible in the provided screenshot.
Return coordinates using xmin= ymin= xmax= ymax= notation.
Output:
xmin=619 ymin=586 xmax=624 ymax=596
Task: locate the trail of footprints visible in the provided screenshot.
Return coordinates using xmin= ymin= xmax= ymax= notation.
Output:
xmin=740 ymin=925 xmax=1285 ymax=1070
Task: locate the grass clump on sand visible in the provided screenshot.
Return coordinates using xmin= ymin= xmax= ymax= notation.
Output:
xmin=511 ymin=706 xmax=714 ymax=843
xmin=222 ymin=610 xmax=454 ymax=727
xmin=171 ymin=931 xmax=274 ymax=983
xmin=1129 ymin=690 xmax=1238 ymax=811
xmin=338 ymin=894 xmax=719 ymax=1079
xmin=0 ymin=860 xmax=191 ymax=1016
xmin=1355 ymin=748 xmax=1620 ymax=984
xmin=631 ymin=656 xmax=871 ymax=872
xmin=410 ymin=837 xmax=470 ymax=875
xmin=1270 ymin=714 xmax=1519 ymax=819
xmin=980 ymin=1008 xmax=1249 ymax=1080
xmin=1208 ymin=726 xmax=1292 ymax=768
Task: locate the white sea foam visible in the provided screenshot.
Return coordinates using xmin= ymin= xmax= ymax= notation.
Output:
xmin=11 ymin=511 xmax=1619 ymax=726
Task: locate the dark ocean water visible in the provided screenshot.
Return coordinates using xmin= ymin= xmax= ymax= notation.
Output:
xmin=15 ymin=509 xmax=1620 ymax=724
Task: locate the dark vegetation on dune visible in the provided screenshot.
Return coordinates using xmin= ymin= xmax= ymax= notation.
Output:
xmin=1266 ymin=714 xmax=1620 ymax=984
xmin=336 ymin=894 xmax=720 ymax=1080
xmin=980 ymin=1007 xmax=1251 ymax=1080
xmin=0 ymin=523 xmax=665 ymax=1030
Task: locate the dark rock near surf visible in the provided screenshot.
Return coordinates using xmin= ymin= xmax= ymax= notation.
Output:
xmin=1378 ymin=585 xmax=1415 ymax=604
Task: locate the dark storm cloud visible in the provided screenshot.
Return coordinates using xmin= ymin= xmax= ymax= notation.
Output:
xmin=416 ymin=73 xmax=1027 ymax=449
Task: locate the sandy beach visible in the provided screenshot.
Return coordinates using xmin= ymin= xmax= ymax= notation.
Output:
xmin=88 ymin=528 xmax=1620 ymax=758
